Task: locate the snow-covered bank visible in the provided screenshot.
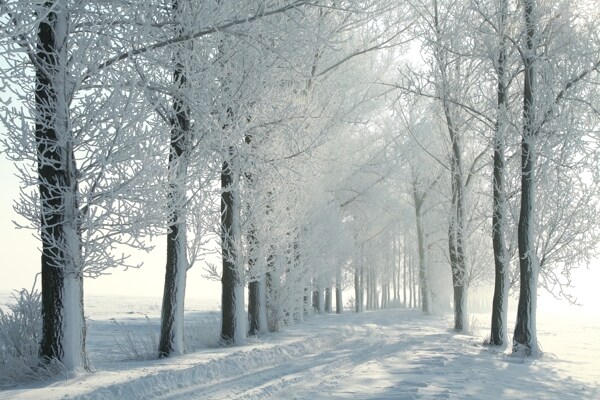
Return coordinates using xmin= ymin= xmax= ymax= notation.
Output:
xmin=0 ymin=295 xmax=598 ymax=399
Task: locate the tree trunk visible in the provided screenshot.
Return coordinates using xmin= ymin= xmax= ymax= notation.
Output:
xmin=392 ymin=238 xmax=398 ymax=303
xmin=354 ymin=263 xmax=361 ymax=312
xmin=446 ymin=118 xmax=468 ymax=332
xmin=366 ymin=268 xmax=371 ymax=310
xmin=372 ymin=268 xmax=379 ymax=310
xmin=245 ymin=132 xmax=265 ymax=336
xmin=325 ymin=287 xmax=332 ymax=313
xmin=490 ymin=0 xmax=510 ymax=348
xmin=513 ymin=0 xmax=539 ymax=356
xmin=413 ymin=184 xmax=431 ymax=314
xmin=36 ymin=2 xmax=87 ymax=372
xmin=434 ymin=0 xmax=468 ymax=332
xmin=266 ymin=269 xmax=279 ymax=332
xmin=313 ymin=286 xmax=321 ymax=313
xmin=448 ymin=224 xmax=467 ymax=331
xmin=248 ymin=278 xmax=263 ymax=336
xmin=403 ymin=240 xmax=407 ymax=307
xmin=159 ymin=0 xmax=191 ymax=357
xmin=336 ymin=268 xmax=343 ymax=314
xmin=303 ymin=286 xmax=310 ymax=317
xmin=408 ymin=251 xmax=414 ymax=308
xmin=221 ymin=147 xmax=245 ymax=344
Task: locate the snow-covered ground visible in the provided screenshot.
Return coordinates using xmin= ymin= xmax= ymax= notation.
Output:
xmin=0 ymin=294 xmax=598 ymax=400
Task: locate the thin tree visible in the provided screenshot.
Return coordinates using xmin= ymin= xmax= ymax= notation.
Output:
xmin=489 ymin=0 xmax=511 ymax=347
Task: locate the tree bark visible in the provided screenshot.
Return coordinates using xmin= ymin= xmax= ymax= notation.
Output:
xmin=36 ymin=1 xmax=87 ymax=372
xmin=433 ymin=0 xmax=468 ymax=332
xmin=408 ymin=251 xmax=414 ymax=308
xmin=248 ymin=279 xmax=261 ymax=336
xmin=336 ymin=267 xmax=343 ymax=314
xmin=402 ymin=239 xmax=407 ymax=307
xmin=446 ymin=109 xmax=468 ymax=332
xmin=245 ymin=133 xmax=264 ymax=336
xmin=325 ymin=287 xmax=332 ymax=313
xmin=513 ymin=0 xmax=539 ymax=356
xmin=159 ymin=0 xmax=191 ymax=357
xmin=312 ymin=285 xmax=321 ymax=313
xmin=221 ymin=147 xmax=245 ymax=344
xmin=266 ymin=269 xmax=278 ymax=332
xmin=489 ymin=0 xmax=510 ymax=347
xmin=413 ymin=183 xmax=431 ymax=314
xmin=354 ymin=263 xmax=361 ymax=312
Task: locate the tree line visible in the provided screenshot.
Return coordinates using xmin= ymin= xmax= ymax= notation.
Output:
xmin=0 ymin=0 xmax=598 ymax=374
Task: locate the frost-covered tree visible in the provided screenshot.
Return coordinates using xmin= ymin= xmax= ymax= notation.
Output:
xmin=511 ymin=0 xmax=600 ymax=356
xmin=158 ymin=0 xmax=194 ymax=358
xmin=0 ymin=1 xmax=168 ymax=371
xmin=401 ymin=0 xmax=493 ymax=331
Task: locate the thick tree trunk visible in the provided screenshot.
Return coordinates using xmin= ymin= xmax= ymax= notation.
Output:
xmin=221 ymin=149 xmax=245 ymax=344
xmin=245 ymin=133 xmax=265 ymax=336
xmin=312 ymin=285 xmax=322 ymax=313
xmin=159 ymin=0 xmax=191 ymax=357
xmin=159 ymin=211 xmax=188 ymax=356
xmin=490 ymin=0 xmax=510 ymax=347
xmin=36 ymin=2 xmax=87 ymax=372
xmin=248 ymin=274 xmax=268 ymax=334
xmin=248 ymin=278 xmax=262 ymax=336
xmin=447 ymin=123 xmax=468 ymax=331
xmin=266 ymin=269 xmax=279 ymax=332
xmin=303 ymin=286 xmax=310 ymax=317
xmin=448 ymin=225 xmax=467 ymax=331
xmin=490 ymin=137 xmax=509 ymax=344
xmin=513 ymin=0 xmax=539 ymax=356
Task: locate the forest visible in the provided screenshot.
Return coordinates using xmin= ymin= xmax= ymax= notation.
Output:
xmin=0 ymin=0 xmax=599 ymax=385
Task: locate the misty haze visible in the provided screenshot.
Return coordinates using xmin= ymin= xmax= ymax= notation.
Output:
xmin=0 ymin=0 xmax=599 ymax=399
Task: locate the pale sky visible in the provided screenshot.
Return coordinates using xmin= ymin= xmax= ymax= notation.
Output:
xmin=0 ymin=155 xmax=221 ymax=299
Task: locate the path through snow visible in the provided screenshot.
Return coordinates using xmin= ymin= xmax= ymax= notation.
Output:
xmin=1 ymin=308 xmax=597 ymax=399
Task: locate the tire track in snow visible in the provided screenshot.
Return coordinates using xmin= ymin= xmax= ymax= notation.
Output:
xmin=72 ymin=321 xmax=362 ymax=400
xmin=151 ymin=312 xmax=427 ymax=400
xmin=160 ymin=325 xmax=389 ymax=400
xmin=165 ymin=320 xmax=421 ymax=400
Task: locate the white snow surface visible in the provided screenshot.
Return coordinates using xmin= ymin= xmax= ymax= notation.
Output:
xmin=0 ymin=295 xmax=598 ymax=400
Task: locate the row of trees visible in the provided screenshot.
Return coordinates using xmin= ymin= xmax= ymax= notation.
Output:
xmin=0 ymin=0 xmax=414 ymax=372
xmin=397 ymin=0 xmax=600 ymax=355
xmin=0 ymin=0 xmax=598 ymax=374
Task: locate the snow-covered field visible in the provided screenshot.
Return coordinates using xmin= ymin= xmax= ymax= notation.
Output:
xmin=0 ymin=293 xmax=598 ymax=400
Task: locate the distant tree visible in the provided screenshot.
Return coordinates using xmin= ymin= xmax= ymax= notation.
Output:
xmin=403 ymin=0 xmax=492 ymax=331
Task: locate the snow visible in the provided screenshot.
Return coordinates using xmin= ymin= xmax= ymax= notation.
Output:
xmin=0 ymin=294 xmax=598 ymax=400
xmin=173 ymin=231 xmax=189 ymax=356
xmin=61 ymin=272 xmax=84 ymax=373
xmin=233 ymin=282 xmax=246 ymax=345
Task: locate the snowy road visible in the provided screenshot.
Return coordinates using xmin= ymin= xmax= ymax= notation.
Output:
xmin=1 ymin=308 xmax=598 ymax=399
